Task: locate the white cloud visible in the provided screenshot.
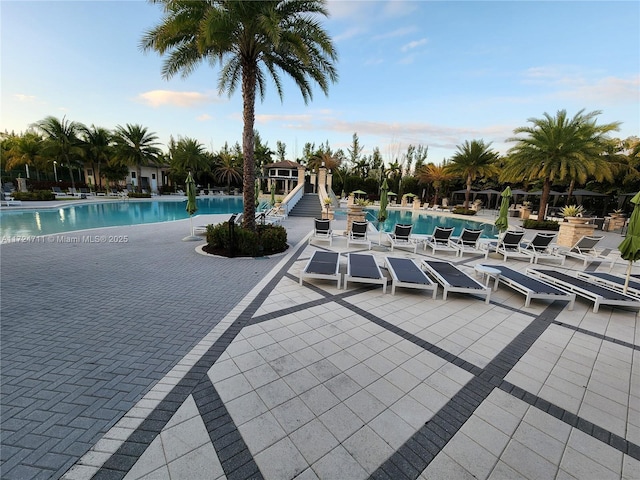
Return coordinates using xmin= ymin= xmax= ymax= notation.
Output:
xmin=14 ymin=94 xmax=36 ymax=102
xmin=373 ymin=26 xmax=417 ymax=40
xmin=401 ymin=38 xmax=428 ymax=53
xmin=136 ymin=90 xmax=221 ymax=108
xmin=196 ymin=114 xmax=212 ymax=121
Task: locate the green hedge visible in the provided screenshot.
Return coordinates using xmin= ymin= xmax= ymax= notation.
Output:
xmin=12 ymin=190 xmax=55 ymax=201
xmin=128 ymin=192 xmax=152 ymax=198
xmin=452 ymin=207 xmax=477 ymax=216
xmin=522 ymin=219 xmax=560 ymax=231
xmin=206 ymin=222 xmax=287 ymax=257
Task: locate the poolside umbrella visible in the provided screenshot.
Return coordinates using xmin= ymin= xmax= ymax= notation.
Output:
xmin=351 ymin=190 xmax=367 ymax=198
xmin=183 ymin=172 xmax=199 ymax=241
xmin=378 ymin=178 xmax=389 ymax=222
xmin=618 ymin=191 xmax=640 ymax=293
xmin=494 ymin=186 xmax=511 ymax=233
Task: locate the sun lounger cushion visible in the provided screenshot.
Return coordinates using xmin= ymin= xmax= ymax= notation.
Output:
xmin=345 ymin=253 xmax=387 ymax=292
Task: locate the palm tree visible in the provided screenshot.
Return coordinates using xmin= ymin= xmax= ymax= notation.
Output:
xmin=445 ymin=140 xmax=499 ymax=209
xmin=214 ymin=151 xmax=242 ymax=195
xmin=113 ymin=124 xmax=162 ymax=192
xmin=141 ymin=0 xmax=338 ymax=230
xmin=415 ymin=162 xmax=454 ymax=207
xmin=4 ymin=131 xmax=45 ymax=180
xmin=79 ymin=125 xmax=113 ymax=190
xmin=32 ymin=116 xmax=84 ymax=190
xmin=502 ymin=109 xmax=620 ymax=221
xmin=170 ymin=137 xmax=210 ymax=182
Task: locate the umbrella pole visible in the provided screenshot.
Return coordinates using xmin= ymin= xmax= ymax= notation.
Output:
xmin=189 ymin=215 xmax=193 ymax=237
xmin=624 ymin=261 xmax=632 ymax=293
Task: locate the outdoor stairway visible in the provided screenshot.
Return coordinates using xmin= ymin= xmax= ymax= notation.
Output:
xmin=289 ymin=193 xmax=323 ymax=218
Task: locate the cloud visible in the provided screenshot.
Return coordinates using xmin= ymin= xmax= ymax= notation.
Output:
xmin=196 ymin=114 xmax=212 ymax=121
xmin=401 ymin=38 xmax=428 ymax=52
xmin=373 ymin=26 xmax=417 ymax=40
xmin=560 ymin=75 xmax=640 ymax=104
xmin=14 ymin=94 xmax=36 ymax=102
xmin=136 ymin=90 xmax=221 ymax=108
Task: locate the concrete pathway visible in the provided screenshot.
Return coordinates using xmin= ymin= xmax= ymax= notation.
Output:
xmin=1 ymin=210 xmax=639 ymax=480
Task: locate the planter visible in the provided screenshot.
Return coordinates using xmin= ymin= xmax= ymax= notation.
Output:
xmin=520 ymin=208 xmax=530 ymax=220
xmin=565 ymin=216 xmax=588 ymax=225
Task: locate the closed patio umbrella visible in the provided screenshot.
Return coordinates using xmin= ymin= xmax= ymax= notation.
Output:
xmin=494 ymin=186 xmax=511 ymax=233
xmin=378 ymin=178 xmax=389 ymax=222
xmin=270 ymin=183 xmax=275 ymax=206
xmin=618 ymin=191 xmax=640 ymax=293
xmin=183 ymin=171 xmax=199 ymax=241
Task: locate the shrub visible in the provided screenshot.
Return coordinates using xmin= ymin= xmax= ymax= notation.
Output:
xmin=206 ymin=222 xmax=287 ymax=257
xmin=258 ymin=224 xmax=287 ymax=254
xmin=128 ymin=192 xmax=152 ymax=198
xmin=12 ymin=190 xmax=55 ymax=201
xmin=522 ymin=219 xmax=560 ymax=231
xmin=452 ymin=207 xmax=476 ymax=216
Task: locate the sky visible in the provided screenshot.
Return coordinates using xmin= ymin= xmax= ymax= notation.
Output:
xmin=1 ymin=0 xmax=638 ymax=167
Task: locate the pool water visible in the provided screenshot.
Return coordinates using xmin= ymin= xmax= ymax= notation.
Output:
xmin=0 ymin=197 xmax=244 ymax=237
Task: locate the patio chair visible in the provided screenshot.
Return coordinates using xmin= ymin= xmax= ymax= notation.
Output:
xmin=449 ymin=228 xmax=484 ymax=257
xmin=344 ymin=253 xmax=387 ymax=292
xmin=347 ymin=221 xmax=372 ymax=250
xmin=309 ymin=218 xmax=333 ymax=246
xmin=384 ymin=257 xmax=437 ymax=297
xmin=422 ymin=260 xmax=491 ymax=303
xmin=299 ymin=251 xmax=341 ymax=288
xmin=575 ymin=271 xmax=640 ymax=299
xmin=484 ymin=230 xmax=531 ymax=262
xmin=559 ymin=235 xmax=615 ymax=267
xmin=386 ymin=224 xmax=417 ymax=253
xmin=518 ymin=232 xmax=565 ymax=265
xmin=51 ymin=186 xmax=69 ymax=198
xmin=423 ymin=226 xmax=457 ymax=255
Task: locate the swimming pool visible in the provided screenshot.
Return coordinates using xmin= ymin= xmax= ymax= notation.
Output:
xmin=363 ymin=208 xmax=499 ymax=238
xmin=0 ymin=197 xmax=244 ymax=238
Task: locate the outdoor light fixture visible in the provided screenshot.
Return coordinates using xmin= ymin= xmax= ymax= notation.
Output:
xmin=53 ymin=161 xmax=58 ymax=182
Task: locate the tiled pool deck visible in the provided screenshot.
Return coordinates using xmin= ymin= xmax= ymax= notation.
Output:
xmin=1 ymin=210 xmax=639 ymax=479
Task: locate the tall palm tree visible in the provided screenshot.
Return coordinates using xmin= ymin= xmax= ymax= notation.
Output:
xmin=113 ymin=124 xmax=162 ymax=192
xmin=415 ymin=162 xmax=454 ymax=207
xmin=79 ymin=125 xmax=113 ymax=190
xmin=32 ymin=116 xmax=84 ymax=190
xmin=445 ymin=140 xmax=499 ymax=209
xmin=170 ymin=137 xmax=210 ymax=181
xmin=4 ymin=131 xmax=45 ymax=180
xmin=141 ymin=0 xmax=338 ymax=230
xmin=214 ymin=151 xmax=242 ymax=195
xmin=502 ymin=109 xmax=619 ymax=221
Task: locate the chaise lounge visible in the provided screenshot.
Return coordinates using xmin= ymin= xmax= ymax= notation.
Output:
xmin=299 ymin=251 xmax=341 ymax=288
xmin=423 ymin=226 xmax=457 ymax=256
xmin=559 ymin=235 xmax=615 ymax=267
xmin=387 ymin=224 xmax=417 ymax=253
xmin=344 ymin=253 xmax=387 ymax=292
xmin=347 ymin=221 xmax=372 ymax=250
xmin=575 ymin=271 xmax=640 ymax=299
xmin=422 ymin=260 xmax=491 ymax=303
xmin=384 ymin=257 xmax=437 ymax=297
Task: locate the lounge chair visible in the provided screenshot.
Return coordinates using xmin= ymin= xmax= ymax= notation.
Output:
xmin=449 ymin=228 xmax=484 ymax=257
xmin=422 ymin=260 xmax=491 ymax=303
xmin=559 ymin=235 xmax=615 ymax=267
xmin=347 ymin=221 xmax=372 ymax=250
xmin=575 ymin=271 xmax=640 ymax=299
xmin=386 ymin=224 xmax=417 ymax=253
xmin=309 ymin=218 xmax=333 ymax=246
xmin=484 ymin=230 xmax=531 ymax=262
xmin=0 ymin=191 xmax=22 ymax=206
xmin=518 ymin=232 xmax=565 ymax=265
xmin=344 ymin=253 xmax=387 ymax=292
xmin=527 ymin=268 xmax=640 ymax=313
xmin=423 ymin=226 xmax=457 ymax=256
xmin=384 ymin=257 xmax=437 ymax=297
xmin=479 ymin=264 xmax=575 ymax=309
xmin=51 ymin=186 xmax=69 ymax=198
xmin=299 ymin=251 xmax=341 ymax=288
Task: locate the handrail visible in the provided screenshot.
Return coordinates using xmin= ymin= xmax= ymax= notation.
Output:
xmin=278 ymin=183 xmax=304 ymax=216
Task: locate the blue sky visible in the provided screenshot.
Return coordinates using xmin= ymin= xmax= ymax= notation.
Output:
xmin=2 ymin=1 xmax=638 ymax=166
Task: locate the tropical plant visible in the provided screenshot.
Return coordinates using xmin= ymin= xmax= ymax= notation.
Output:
xmin=170 ymin=137 xmax=210 ymax=181
xmin=112 ymin=124 xmax=162 ymax=192
xmin=501 ymin=109 xmax=620 ymax=221
xmin=561 ymin=204 xmax=584 ymax=217
xmin=445 ymin=140 xmax=499 ymax=209
xmin=214 ymin=150 xmax=242 ymax=195
xmin=32 ymin=116 xmax=85 ymax=190
xmin=415 ymin=162 xmax=454 ymax=207
xmin=141 ymin=0 xmax=338 ymax=230
xmin=3 ymin=131 xmax=45 ymax=180
xmin=79 ymin=125 xmax=113 ymax=190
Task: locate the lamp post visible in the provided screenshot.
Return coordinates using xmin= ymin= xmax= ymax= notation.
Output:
xmin=53 ymin=161 xmax=58 ymax=182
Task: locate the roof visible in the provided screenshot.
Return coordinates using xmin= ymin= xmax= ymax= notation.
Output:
xmin=264 ymin=161 xmax=304 ymax=169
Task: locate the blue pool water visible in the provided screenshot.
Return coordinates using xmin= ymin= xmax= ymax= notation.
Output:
xmin=0 ymin=197 xmax=244 ymax=237
xmin=362 ymin=208 xmax=499 ymax=238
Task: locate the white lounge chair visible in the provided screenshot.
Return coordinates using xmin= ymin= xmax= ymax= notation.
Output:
xmin=422 ymin=260 xmax=491 ymax=303
xmin=559 ymin=235 xmax=615 ymax=267
xmin=527 ymin=268 xmax=640 ymax=313
xmin=384 ymin=257 xmax=437 ymax=297
xmin=309 ymin=218 xmax=333 ymax=246
xmin=449 ymin=228 xmax=484 ymax=257
xmin=347 ymin=221 xmax=372 ymax=250
xmin=386 ymin=224 xmax=417 ymax=253
xmin=519 ymin=232 xmax=565 ymax=265
xmin=344 ymin=253 xmax=387 ymax=292
xmin=299 ymin=251 xmax=341 ymax=288
xmin=484 ymin=230 xmax=531 ymax=262
xmin=575 ymin=271 xmax=640 ymax=300
xmin=423 ymin=226 xmax=457 ymax=256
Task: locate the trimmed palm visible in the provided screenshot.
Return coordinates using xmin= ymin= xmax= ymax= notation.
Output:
xmin=79 ymin=125 xmax=113 ymax=190
xmin=416 ymin=163 xmax=454 ymax=207
xmin=171 ymin=137 xmax=210 ymax=181
xmin=502 ymin=109 xmax=619 ymax=221
xmin=4 ymin=132 xmax=45 ymax=180
xmin=445 ymin=140 xmax=499 ymax=209
xmin=113 ymin=124 xmax=162 ymax=192
xmin=33 ymin=116 xmax=84 ymax=190
xmin=214 ymin=152 xmax=242 ymax=195
xmin=141 ymin=0 xmax=338 ymax=230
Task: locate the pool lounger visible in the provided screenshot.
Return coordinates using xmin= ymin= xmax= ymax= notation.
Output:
xmin=344 ymin=253 xmax=387 ymax=293
xmin=422 ymin=260 xmax=491 ymax=303
xmin=384 ymin=257 xmax=437 ymax=297
xmin=481 ymin=264 xmax=575 ymax=309
xmin=527 ymin=268 xmax=640 ymax=313
xmin=575 ymin=271 xmax=640 ymax=300
xmin=299 ymin=251 xmax=341 ymax=288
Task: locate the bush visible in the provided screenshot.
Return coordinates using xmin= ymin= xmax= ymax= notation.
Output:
xmin=452 ymin=207 xmax=477 ymax=216
xmin=12 ymin=190 xmax=55 ymax=201
xmin=206 ymin=222 xmax=287 ymax=257
xmin=128 ymin=192 xmax=152 ymax=198
xmin=522 ymin=219 xmax=560 ymax=231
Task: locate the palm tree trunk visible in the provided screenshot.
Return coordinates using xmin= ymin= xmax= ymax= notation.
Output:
xmin=464 ymin=175 xmax=472 ymax=209
xmin=137 ymin=165 xmax=143 ymax=193
xmin=567 ymin=179 xmax=575 ymax=205
xmin=242 ymin=61 xmax=257 ymax=231
xmin=538 ymin=177 xmax=551 ymax=221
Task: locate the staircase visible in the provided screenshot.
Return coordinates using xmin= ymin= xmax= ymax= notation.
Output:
xmin=288 ymin=193 xmax=322 ymax=218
